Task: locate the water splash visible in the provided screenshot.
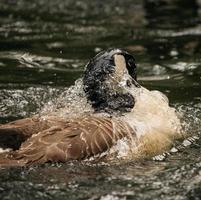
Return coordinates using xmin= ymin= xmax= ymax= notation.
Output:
xmin=40 ymin=79 xmax=93 ymax=119
xmin=38 ymin=79 xmax=185 ymax=161
xmin=0 ymin=87 xmax=62 ymax=121
xmin=0 ymin=72 xmax=198 ymax=162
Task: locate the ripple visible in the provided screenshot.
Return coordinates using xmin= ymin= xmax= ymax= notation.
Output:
xmin=0 ymin=0 xmax=201 ymax=199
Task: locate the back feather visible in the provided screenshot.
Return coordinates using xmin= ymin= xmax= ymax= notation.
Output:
xmin=0 ymin=117 xmax=135 ymax=166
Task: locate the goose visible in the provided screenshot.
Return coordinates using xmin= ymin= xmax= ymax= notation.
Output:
xmin=0 ymin=49 xmax=181 ymax=166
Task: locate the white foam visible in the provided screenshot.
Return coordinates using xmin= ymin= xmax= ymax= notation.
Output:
xmin=41 ymin=79 xmax=93 ymax=119
xmin=39 ymin=79 xmax=182 ymax=160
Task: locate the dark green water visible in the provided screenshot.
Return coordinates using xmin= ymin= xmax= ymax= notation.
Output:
xmin=0 ymin=0 xmax=201 ymax=199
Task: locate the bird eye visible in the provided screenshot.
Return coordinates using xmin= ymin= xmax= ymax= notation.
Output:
xmin=126 ymin=80 xmax=132 ymax=87
xmin=126 ymin=57 xmax=137 ymax=81
xmin=127 ymin=58 xmax=135 ymax=67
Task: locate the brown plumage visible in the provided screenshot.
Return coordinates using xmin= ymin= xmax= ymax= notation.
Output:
xmin=0 ymin=48 xmax=139 ymax=166
xmin=0 ymin=117 xmax=64 ymax=150
xmin=0 ymin=116 xmax=135 ymax=166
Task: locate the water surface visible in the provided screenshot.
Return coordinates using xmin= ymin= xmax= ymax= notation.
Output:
xmin=0 ymin=0 xmax=201 ymax=199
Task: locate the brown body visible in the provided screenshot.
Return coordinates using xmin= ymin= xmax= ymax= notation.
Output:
xmin=0 ymin=116 xmax=135 ymax=166
xmin=0 ymin=49 xmax=139 ymax=166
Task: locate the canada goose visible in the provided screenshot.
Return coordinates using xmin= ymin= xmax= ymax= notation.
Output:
xmin=0 ymin=49 xmax=181 ymax=166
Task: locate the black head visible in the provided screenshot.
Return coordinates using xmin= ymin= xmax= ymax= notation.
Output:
xmin=83 ymin=48 xmax=139 ymax=113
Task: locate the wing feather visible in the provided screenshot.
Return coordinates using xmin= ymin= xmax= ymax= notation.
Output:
xmin=0 ymin=116 xmax=135 ymax=166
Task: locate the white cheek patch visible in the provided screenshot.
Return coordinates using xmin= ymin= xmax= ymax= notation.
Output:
xmin=113 ymin=54 xmax=127 ymax=81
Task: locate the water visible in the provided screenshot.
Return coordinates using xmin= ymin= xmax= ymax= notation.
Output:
xmin=0 ymin=0 xmax=201 ymax=199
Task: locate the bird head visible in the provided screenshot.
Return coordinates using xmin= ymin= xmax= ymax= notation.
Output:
xmin=83 ymin=48 xmax=139 ymax=113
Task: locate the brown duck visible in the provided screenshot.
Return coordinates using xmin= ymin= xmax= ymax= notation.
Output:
xmin=0 ymin=49 xmax=140 ymax=166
